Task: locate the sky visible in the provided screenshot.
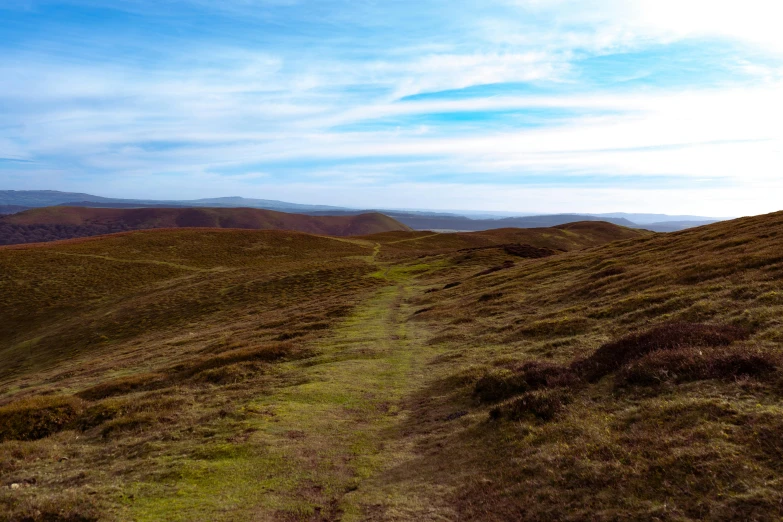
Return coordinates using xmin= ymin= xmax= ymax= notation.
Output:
xmin=1 ymin=0 xmax=782 ymax=215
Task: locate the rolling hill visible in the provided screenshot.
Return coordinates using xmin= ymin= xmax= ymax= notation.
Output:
xmin=0 ymin=190 xmax=727 ymax=232
xmin=0 ymin=206 xmax=411 ymax=245
xmin=1 ymin=214 xmax=782 ymax=520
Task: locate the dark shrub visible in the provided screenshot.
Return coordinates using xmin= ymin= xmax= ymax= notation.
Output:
xmin=0 ymin=395 xmax=85 ymax=442
xmin=618 ymin=346 xmax=779 ymax=386
xmin=490 ymin=389 xmax=572 ymax=422
xmin=443 ymin=282 xmax=462 ymax=289
xmin=517 ymin=361 xmax=581 ymax=389
xmin=502 ymin=244 xmax=556 ymax=259
xmin=474 ymin=370 xmax=524 ymax=403
xmin=275 ymin=331 xmax=307 ymax=341
xmin=572 ymin=323 xmax=748 ymax=382
xmin=75 ymin=399 xmax=129 ymax=431
xmin=474 ymin=362 xmax=579 ymax=403
xmin=478 ymin=292 xmax=503 ymax=302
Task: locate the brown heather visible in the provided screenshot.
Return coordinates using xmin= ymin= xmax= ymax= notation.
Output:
xmin=1 ymin=214 xmax=783 ymax=520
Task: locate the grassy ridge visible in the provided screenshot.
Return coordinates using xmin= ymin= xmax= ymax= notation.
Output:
xmin=0 ymin=206 xmax=412 ymax=245
xmin=4 ymin=216 xmax=781 ymax=520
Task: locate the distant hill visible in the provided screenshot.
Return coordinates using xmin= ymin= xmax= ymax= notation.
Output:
xmin=593 ymin=212 xmax=729 ymax=224
xmin=378 ymin=212 xmax=636 ymax=231
xmin=362 ymin=221 xmax=648 ymax=259
xmin=641 ymin=220 xmax=720 ymax=232
xmin=0 ymin=205 xmax=30 ymax=215
xmin=0 ymin=206 xmax=410 ymax=245
xmin=0 ymin=190 xmax=118 ymax=207
xmin=0 ymin=190 xmax=726 ymax=232
xmin=0 ymin=190 xmax=347 ymax=213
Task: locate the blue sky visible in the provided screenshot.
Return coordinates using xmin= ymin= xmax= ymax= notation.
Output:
xmin=1 ymin=0 xmax=782 ymax=215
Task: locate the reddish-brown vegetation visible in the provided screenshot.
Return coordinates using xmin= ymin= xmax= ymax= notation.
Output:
xmin=0 ymin=206 xmax=410 ymax=244
xmin=572 ymin=322 xmax=749 ymax=382
xmin=618 ymin=345 xmax=780 ymax=386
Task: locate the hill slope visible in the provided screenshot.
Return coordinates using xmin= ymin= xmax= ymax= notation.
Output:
xmin=2 ymin=214 xmax=783 ymax=520
xmin=0 ymin=206 xmax=411 ymax=244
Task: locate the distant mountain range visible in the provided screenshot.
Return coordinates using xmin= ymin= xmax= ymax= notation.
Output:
xmin=0 ymin=190 xmax=727 ymax=233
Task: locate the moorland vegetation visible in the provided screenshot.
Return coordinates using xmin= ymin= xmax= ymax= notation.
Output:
xmin=1 ymin=213 xmax=782 ymax=521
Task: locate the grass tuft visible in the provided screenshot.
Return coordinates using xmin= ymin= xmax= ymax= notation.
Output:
xmin=0 ymin=395 xmax=85 ymax=442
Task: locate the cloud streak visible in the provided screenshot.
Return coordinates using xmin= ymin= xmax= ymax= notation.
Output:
xmin=1 ymin=0 xmax=782 ymax=215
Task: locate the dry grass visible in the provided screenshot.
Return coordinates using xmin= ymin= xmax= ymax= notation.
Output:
xmin=3 ymin=214 xmax=783 ymax=520
xmin=398 ymin=211 xmax=783 ymax=521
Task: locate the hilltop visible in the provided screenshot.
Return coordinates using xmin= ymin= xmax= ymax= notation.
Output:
xmin=1 ymin=214 xmax=782 ymax=520
xmin=0 ymin=206 xmax=411 ymax=245
xmin=0 ymin=190 xmax=726 ymax=232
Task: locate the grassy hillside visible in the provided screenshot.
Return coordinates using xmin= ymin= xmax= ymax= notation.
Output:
xmin=394 ymin=211 xmax=783 ymax=520
xmin=0 ymin=207 xmax=411 ymax=245
xmin=2 ymin=216 xmax=782 ymax=520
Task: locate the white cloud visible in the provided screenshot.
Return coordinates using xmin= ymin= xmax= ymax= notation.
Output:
xmin=3 ymin=0 xmax=783 ymax=215
xmin=505 ymin=0 xmax=783 ymax=54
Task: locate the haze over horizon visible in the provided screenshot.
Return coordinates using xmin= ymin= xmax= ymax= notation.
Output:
xmin=1 ymin=1 xmax=782 ymax=215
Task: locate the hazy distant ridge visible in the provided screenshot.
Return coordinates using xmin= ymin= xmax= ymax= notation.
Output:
xmin=0 ymin=190 xmax=727 ymax=232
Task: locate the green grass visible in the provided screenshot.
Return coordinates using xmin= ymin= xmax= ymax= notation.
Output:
xmin=126 ymin=279 xmax=442 ymax=520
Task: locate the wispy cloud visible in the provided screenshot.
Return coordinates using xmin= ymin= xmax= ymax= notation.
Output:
xmin=1 ymin=0 xmax=782 ymax=214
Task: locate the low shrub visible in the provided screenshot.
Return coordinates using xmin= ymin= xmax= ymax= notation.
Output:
xmin=76 ymin=372 xmax=166 ymax=401
xmin=474 ymin=362 xmax=579 ymax=403
xmin=502 ymin=244 xmax=556 ymax=259
xmin=75 ymin=399 xmax=129 ymax=431
xmin=572 ymin=322 xmax=748 ymax=382
xmin=618 ymin=345 xmax=780 ymax=386
xmin=478 ymin=292 xmax=503 ymax=302
xmin=489 ymin=389 xmax=572 ymax=421
xmin=0 ymin=395 xmax=85 ymax=442
xmin=517 ymin=361 xmax=581 ymax=390
xmin=474 ymin=370 xmax=523 ymax=403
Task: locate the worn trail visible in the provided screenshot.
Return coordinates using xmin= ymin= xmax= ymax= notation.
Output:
xmin=129 ymin=248 xmax=446 ymax=521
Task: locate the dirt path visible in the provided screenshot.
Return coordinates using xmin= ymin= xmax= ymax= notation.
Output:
xmin=385 ymin=233 xmax=441 ymax=245
xmin=129 ymin=251 xmax=450 ymax=521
